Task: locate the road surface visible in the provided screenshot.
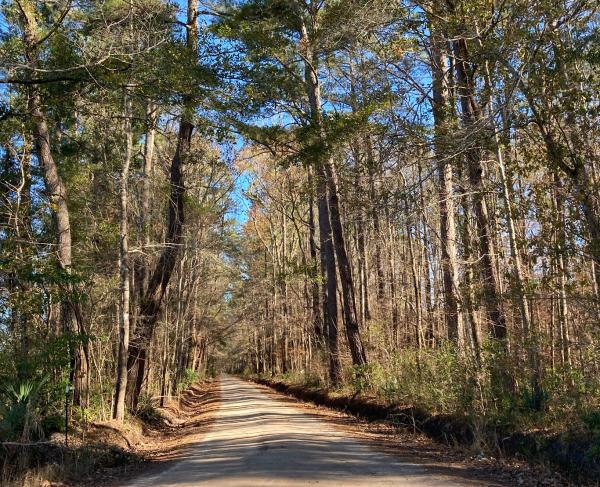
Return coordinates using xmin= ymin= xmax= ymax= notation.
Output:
xmin=125 ymin=375 xmax=490 ymax=486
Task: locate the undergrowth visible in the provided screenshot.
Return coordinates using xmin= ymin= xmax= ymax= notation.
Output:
xmin=260 ymin=341 xmax=600 ymax=475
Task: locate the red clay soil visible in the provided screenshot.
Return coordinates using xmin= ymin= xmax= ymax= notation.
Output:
xmin=93 ymin=379 xmax=221 ymax=486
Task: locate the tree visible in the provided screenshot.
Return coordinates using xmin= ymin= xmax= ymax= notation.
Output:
xmin=126 ymin=0 xmax=201 ymax=408
xmin=16 ymin=0 xmax=90 ymax=408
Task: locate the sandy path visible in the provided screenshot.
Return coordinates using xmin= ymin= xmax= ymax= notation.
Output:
xmin=123 ymin=375 xmax=489 ymax=486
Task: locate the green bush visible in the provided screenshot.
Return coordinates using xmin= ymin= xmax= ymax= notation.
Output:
xmin=349 ymin=363 xmax=386 ymax=395
xmin=206 ymin=364 xmax=218 ymax=378
xmin=0 ymin=378 xmax=48 ymax=442
xmin=176 ymin=368 xmax=200 ymax=393
xmin=135 ymin=393 xmax=163 ymax=422
xmin=304 ymin=371 xmax=323 ymax=388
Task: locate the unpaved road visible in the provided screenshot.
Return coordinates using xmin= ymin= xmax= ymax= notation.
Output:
xmin=124 ymin=375 xmax=495 ymax=486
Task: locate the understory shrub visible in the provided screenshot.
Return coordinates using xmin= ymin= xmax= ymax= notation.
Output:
xmin=176 ymin=368 xmax=200 ymax=393
xmin=285 ymin=339 xmax=599 ymax=437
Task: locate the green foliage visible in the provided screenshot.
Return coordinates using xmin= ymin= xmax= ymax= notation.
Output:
xmin=303 ymin=372 xmax=323 ymax=388
xmin=41 ymin=414 xmax=65 ymax=436
xmin=349 ymin=363 xmax=386 ymax=395
xmin=583 ymin=410 xmax=600 ymax=433
xmin=176 ymin=368 xmax=200 ymax=394
xmin=205 ymin=364 xmax=218 ymax=379
xmin=0 ymin=377 xmax=48 ymax=442
xmin=135 ymin=394 xmax=162 ymax=423
xmin=337 ymin=343 xmax=600 ymax=438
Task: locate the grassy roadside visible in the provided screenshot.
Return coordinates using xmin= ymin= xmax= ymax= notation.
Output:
xmin=250 ymin=374 xmax=600 ymax=485
xmin=0 ymin=379 xmax=219 ymax=487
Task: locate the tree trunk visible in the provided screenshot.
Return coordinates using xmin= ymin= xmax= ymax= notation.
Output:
xmin=127 ymin=0 xmax=198 ymax=409
xmin=366 ymin=138 xmax=385 ymax=303
xmin=113 ymin=91 xmax=133 ymax=421
xmin=453 ymin=38 xmax=507 ymax=342
xmin=301 ymin=19 xmax=342 ymax=383
xmin=300 ymin=17 xmax=367 ymax=368
xmin=553 ymin=175 xmax=572 ymax=370
xmin=324 ymin=161 xmax=368 ymax=366
xmin=19 ymin=2 xmax=88 ymax=407
xmin=316 ymin=165 xmax=342 ymax=384
xmin=429 ymin=16 xmax=464 ymax=347
xmin=135 ymin=101 xmax=158 ymax=307
xmin=307 ymin=167 xmax=323 ymax=340
xmin=407 ymin=216 xmax=424 ymax=350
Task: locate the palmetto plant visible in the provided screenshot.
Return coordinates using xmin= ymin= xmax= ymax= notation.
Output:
xmin=0 ymin=377 xmax=48 ymax=442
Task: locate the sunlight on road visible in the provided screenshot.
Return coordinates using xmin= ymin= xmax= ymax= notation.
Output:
xmin=125 ymin=376 xmax=488 ymax=486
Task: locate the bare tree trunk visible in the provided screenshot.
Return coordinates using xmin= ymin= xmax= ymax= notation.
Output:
xmin=429 ymin=12 xmax=464 ymax=348
xmin=388 ymin=220 xmax=400 ymax=345
xmin=460 ymin=179 xmax=482 ymax=361
xmin=324 ymin=161 xmax=368 ymax=366
xmin=366 ymin=138 xmax=385 ymax=303
xmin=307 ymin=167 xmax=323 ymax=339
xmin=281 ymin=211 xmax=289 ymax=373
xmin=352 ymin=154 xmax=370 ymax=325
xmin=356 ymin=209 xmax=370 ymax=322
xmin=407 ymin=217 xmax=424 ymax=350
xmin=316 ymin=165 xmax=342 ymax=383
xmin=417 ymin=162 xmax=434 ymax=346
xmin=135 ymin=101 xmax=158 ymax=305
xmin=553 ymin=175 xmax=572 ymax=370
xmin=113 ymin=91 xmax=133 ymax=421
xmin=453 ymin=38 xmax=507 ymax=342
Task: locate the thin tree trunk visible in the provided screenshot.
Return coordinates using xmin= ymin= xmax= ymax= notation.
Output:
xmin=417 ymin=164 xmax=434 ymax=346
xmin=113 ymin=91 xmax=133 ymax=421
xmin=553 ymin=175 xmax=572 ymax=370
xmin=429 ymin=12 xmax=464 ymax=347
xmin=135 ymin=101 xmax=158 ymax=307
xmin=366 ymin=138 xmax=385 ymax=303
xmin=307 ymin=167 xmax=323 ymax=339
xmin=407 ymin=217 xmax=424 ymax=350
xmin=460 ymin=185 xmax=482 ymax=361
xmin=388 ymin=220 xmax=400 ymax=346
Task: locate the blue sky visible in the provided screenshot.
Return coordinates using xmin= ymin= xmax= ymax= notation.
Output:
xmin=169 ymin=0 xmax=253 ymax=227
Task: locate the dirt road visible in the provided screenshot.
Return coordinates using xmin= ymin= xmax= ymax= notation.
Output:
xmin=124 ymin=375 xmax=494 ymax=486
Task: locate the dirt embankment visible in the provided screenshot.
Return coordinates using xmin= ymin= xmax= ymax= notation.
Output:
xmin=251 ymin=377 xmax=600 ymax=486
xmin=0 ymin=379 xmax=220 ymax=487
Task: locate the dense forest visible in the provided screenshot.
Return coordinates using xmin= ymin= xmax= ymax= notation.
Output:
xmin=1 ymin=0 xmax=599 ymax=482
